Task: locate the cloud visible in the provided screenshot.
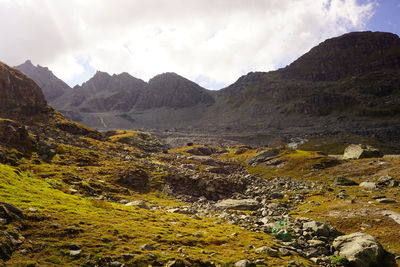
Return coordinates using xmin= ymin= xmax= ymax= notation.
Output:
xmin=0 ymin=0 xmax=376 ymax=89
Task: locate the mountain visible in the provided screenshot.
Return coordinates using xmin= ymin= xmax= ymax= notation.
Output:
xmin=15 ymin=60 xmax=70 ymax=102
xmin=52 ymin=71 xmax=147 ymax=113
xmin=17 ymin=31 xmax=400 ymax=145
xmin=135 ymin=72 xmax=214 ymax=110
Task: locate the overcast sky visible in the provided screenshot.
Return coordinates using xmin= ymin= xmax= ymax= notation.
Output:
xmin=0 ymin=0 xmax=397 ymax=89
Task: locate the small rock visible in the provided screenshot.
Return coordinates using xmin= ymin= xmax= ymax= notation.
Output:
xmin=303 ymin=221 xmax=331 ymax=237
xmin=335 ymin=176 xmax=358 ymax=186
xmin=28 ymin=207 xmax=38 ymax=213
xmin=255 ymin=246 xmax=279 ymax=257
xmin=377 ymin=175 xmax=398 ymax=187
xmin=140 ymin=244 xmax=155 ymax=251
xmin=376 ymin=198 xmax=396 ymax=204
xmin=109 ymin=261 xmax=124 ymax=267
xmin=359 ymin=182 xmax=376 ymax=189
xmin=69 ymin=250 xmax=82 ymax=256
xmin=234 ymin=259 xmax=252 ymax=267
xmin=214 ymin=199 xmax=260 ymax=211
xmin=125 ymin=200 xmax=149 ymax=209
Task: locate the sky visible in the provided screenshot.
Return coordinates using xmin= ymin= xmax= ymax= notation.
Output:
xmin=0 ymin=0 xmax=399 ymax=90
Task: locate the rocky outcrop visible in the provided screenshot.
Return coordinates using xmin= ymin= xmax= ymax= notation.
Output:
xmin=343 ymin=144 xmax=383 ymax=160
xmin=0 ymin=62 xmax=48 ymax=119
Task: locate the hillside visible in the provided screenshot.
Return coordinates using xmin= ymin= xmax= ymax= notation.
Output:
xmin=1 ymin=61 xmax=400 ymax=266
xmin=16 ymin=32 xmax=400 ymax=148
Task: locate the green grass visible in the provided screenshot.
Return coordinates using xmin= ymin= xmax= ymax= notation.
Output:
xmin=0 ymin=163 xmax=312 ymax=266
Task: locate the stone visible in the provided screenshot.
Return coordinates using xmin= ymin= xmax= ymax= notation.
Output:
xmin=303 ymin=221 xmax=331 ymax=237
xmin=335 ymin=176 xmax=358 ymax=186
xmin=247 ymin=148 xmax=280 ymax=165
xmin=109 ymin=261 xmax=124 ymax=267
xmin=186 ymin=146 xmax=216 ymax=156
xmin=377 ymin=175 xmax=398 ymax=187
xmin=332 ymin=232 xmax=384 ymax=267
xmin=214 ymin=199 xmax=260 ymax=211
xmin=140 ymin=244 xmax=155 ymax=251
xmin=69 ymin=250 xmax=82 ymax=256
xmin=255 ymin=246 xmax=279 ymax=257
xmin=359 ymin=182 xmax=376 ymax=189
xmin=382 ymin=210 xmax=400 ymax=224
xmin=28 ymin=207 xmax=38 ymax=213
xmin=234 ymin=259 xmax=252 ymax=267
xmin=343 ymin=144 xmax=383 ymax=160
xmin=270 ymin=192 xmax=285 ymax=199
xmin=125 ymin=200 xmax=149 ymax=209
xmin=376 ymin=198 xmax=396 ymax=204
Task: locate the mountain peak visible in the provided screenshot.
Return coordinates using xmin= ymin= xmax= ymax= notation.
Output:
xmin=282 ymin=31 xmax=400 ymax=81
xmin=23 ymin=59 xmax=34 ymax=66
xmin=16 ymin=60 xmax=71 ymax=103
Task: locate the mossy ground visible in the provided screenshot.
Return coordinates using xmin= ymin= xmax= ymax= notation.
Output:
xmin=0 ymin=137 xmax=313 ymax=266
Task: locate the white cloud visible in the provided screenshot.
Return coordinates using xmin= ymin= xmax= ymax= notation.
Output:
xmin=0 ymin=0 xmax=376 ymax=89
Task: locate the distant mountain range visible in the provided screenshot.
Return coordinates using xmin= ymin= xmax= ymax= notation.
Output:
xmin=16 ymin=31 xmax=400 ymax=143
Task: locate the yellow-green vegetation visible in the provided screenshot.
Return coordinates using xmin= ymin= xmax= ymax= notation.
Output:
xmin=0 ymin=163 xmax=311 ymax=266
xmin=108 ymin=130 xmax=141 ymax=142
xmin=298 ymin=134 xmax=400 ymax=155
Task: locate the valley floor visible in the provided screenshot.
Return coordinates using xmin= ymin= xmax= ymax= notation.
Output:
xmin=0 ymin=129 xmax=399 ymax=266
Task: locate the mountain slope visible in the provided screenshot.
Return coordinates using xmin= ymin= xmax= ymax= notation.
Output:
xmin=16 ymin=31 xmax=400 ymax=144
xmin=15 ymin=60 xmax=70 ymax=102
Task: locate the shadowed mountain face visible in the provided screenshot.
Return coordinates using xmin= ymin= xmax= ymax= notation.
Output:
xmin=16 ymin=31 xmax=400 ymax=143
xmin=52 ymin=71 xmax=148 ymax=113
xmin=15 ymin=60 xmax=70 ymax=102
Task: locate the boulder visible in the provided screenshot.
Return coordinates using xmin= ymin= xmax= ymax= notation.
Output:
xmin=377 ymin=176 xmax=398 ymax=187
xmin=303 ymin=221 xmax=332 ymax=237
xmin=359 ymin=182 xmax=376 ymax=189
xmin=376 ymin=198 xmax=396 ymax=204
xmin=186 ymin=146 xmax=216 ymax=156
xmin=247 ymin=148 xmax=280 ymax=165
xmin=343 ymin=144 xmax=383 ymax=160
xmin=215 ymin=199 xmax=260 ymax=211
xmin=125 ymin=200 xmax=149 ymax=209
xmin=332 ymin=233 xmax=384 ymax=267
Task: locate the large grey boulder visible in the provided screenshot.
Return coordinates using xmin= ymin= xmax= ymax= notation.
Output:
xmin=343 ymin=144 xmax=383 ymax=160
xmin=332 ymin=232 xmax=384 ymax=266
xmin=247 ymin=148 xmax=280 ymax=165
xmin=215 ymin=199 xmax=260 ymax=211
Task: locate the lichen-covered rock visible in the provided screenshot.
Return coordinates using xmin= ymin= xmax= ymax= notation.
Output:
xmin=343 ymin=144 xmax=383 ymax=160
xmin=332 ymin=233 xmax=384 ymax=267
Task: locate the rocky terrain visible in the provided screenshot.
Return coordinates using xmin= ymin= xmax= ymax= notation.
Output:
xmin=1 ymin=60 xmax=400 ymax=266
xmin=16 ymin=31 xmax=400 ymax=150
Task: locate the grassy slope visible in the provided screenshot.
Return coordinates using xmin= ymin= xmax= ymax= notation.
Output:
xmin=0 ymin=141 xmax=312 ymax=266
